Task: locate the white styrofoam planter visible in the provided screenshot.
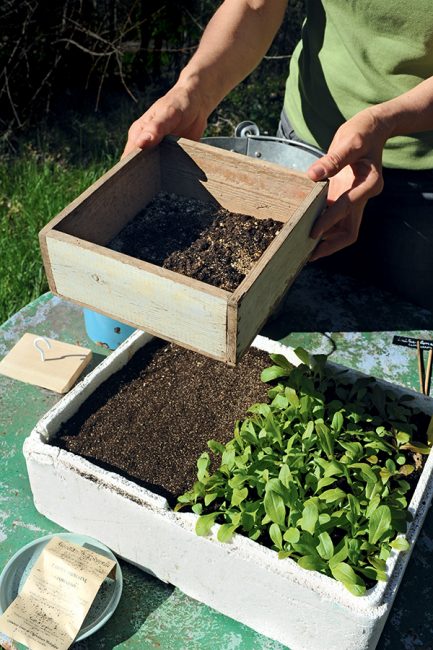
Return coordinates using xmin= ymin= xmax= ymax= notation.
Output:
xmin=23 ymin=331 xmax=433 ymax=650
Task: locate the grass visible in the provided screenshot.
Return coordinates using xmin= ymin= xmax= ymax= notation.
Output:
xmin=0 ymin=97 xmax=137 ymax=324
xmin=0 ymin=149 xmax=113 ymax=322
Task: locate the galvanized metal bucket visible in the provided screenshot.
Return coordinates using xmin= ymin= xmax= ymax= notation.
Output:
xmin=202 ymin=121 xmax=323 ymax=172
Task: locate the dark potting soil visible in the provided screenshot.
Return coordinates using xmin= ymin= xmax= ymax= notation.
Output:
xmin=54 ymin=339 xmax=271 ymax=504
xmin=109 ymin=192 xmax=281 ymax=292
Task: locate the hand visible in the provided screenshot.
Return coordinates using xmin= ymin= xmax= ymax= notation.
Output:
xmin=122 ymin=81 xmax=209 ymax=159
xmin=307 ymin=108 xmax=390 ymax=261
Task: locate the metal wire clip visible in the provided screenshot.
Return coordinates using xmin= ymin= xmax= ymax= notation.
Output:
xmin=33 ymin=336 xmax=52 ymax=362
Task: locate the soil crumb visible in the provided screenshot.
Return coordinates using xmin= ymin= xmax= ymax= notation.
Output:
xmin=54 ymin=340 xmax=272 ymax=503
xmin=109 ymin=192 xmax=281 ymax=291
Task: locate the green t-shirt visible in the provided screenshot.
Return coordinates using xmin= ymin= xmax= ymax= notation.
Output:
xmin=284 ymin=0 xmax=433 ymax=169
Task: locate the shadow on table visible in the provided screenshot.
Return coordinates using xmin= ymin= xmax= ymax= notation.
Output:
xmin=263 ymin=265 xmax=433 ymax=339
xmin=73 ymin=561 xmax=174 ymax=648
xmin=83 ymin=351 xmax=109 ymax=376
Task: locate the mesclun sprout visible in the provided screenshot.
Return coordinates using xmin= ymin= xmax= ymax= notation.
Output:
xmin=175 ymin=348 xmax=431 ymax=596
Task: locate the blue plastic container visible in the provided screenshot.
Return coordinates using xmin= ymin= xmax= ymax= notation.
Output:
xmin=83 ymin=308 xmax=135 ymax=350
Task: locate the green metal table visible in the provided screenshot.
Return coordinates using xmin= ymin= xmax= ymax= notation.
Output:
xmin=1 ymin=265 xmax=433 ymax=649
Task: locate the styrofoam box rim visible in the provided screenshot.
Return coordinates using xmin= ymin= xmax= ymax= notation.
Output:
xmin=23 ymin=329 xmax=433 ymax=616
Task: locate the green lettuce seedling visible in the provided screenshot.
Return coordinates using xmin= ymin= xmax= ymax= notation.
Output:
xmin=176 ymin=348 xmax=430 ymax=596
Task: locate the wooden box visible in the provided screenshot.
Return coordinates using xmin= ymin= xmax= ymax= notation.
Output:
xmin=39 ymin=137 xmax=327 ymax=364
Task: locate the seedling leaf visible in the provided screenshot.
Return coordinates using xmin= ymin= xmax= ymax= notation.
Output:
xmin=316 ymin=531 xmax=334 ymax=561
xmin=264 ymin=489 xmax=286 ymax=526
xmin=283 ymin=528 xmax=301 ymax=544
xmin=217 ymin=523 xmax=236 ymax=543
xmin=294 ymin=347 xmax=311 ymax=367
xmin=318 ymin=488 xmax=346 ymax=504
xmin=298 ymin=555 xmax=325 ymax=572
xmin=390 ymin=536 xmax=410 ymax=551
xmin=269 ymin=523 xmax=283 ymax=549
xmin=196 ymin=512 xmax=220 ymax=536
xmin=261 ymin=366 xmax=290 ymax=383
xmin=369 ymin=505 xmax=392 ymax=545
xmin=300 ymin=500 xmax=318 ymax=535
xmin=232 ymin=487 xmax=248 ymax=506
xmin=330 ymin=562 xmax=366 ymax=596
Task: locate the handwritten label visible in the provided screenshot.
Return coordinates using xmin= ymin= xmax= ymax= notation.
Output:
xmin=0 ymin=537 xmax=116 ymax=650
xmin=392 ymin=335 xmax=433 ymax=350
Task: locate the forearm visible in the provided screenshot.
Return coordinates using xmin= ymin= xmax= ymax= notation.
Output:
xmin=176 ymin=0 xmax=288 ymax=116
xmin=122 ymin=0 xmax=288 ymax=155
xmin=372 ymin=76 xmax=433 ymax=138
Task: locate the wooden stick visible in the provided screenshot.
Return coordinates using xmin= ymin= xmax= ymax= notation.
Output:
xmin=425 ymin=349 xmax=433 ymax=396
xmin=417 ymin=340 xmax=425 ymax=395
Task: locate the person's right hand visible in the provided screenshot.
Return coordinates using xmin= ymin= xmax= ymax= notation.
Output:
xmin=307 ymin=108 xmax=389 ymax=261
xmin=122 ymin=82 xmax=209 ymax=158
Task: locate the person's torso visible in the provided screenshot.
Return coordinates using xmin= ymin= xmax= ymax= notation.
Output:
xmin=284 ymin=0 xmax=433 ymax=169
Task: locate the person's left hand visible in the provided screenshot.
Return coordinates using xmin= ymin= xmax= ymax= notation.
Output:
xmin=307 ymin=108 xmax=390 ymax=261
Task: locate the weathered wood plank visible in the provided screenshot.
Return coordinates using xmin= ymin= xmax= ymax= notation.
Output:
xmin=232 ymin=183 xmax=328 ymax=360
xmin=40 ymin=148 xmax=161 ymax=246
xmin=160 ymin=138 xmax=314 ymax=222
xmin=226 ymin=300 xmax=238 ymax=366
xmin=45 ymin=233 xmax=230 ymax=361
xmin=0 ymin=332 xmax=92 ymax=394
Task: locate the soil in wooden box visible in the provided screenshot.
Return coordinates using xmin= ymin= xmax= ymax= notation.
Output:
xmin=54 ymin=340 xmax=271 ymax=503
xmin=109 ymin=192 xmax=281 ymax=291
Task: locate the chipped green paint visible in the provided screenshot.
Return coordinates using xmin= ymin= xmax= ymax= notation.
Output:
xmin=0 ymin=294 xmax=110 ymax=561
xmin=264 ymin=266 xmax=433 ymax=393
xmin=1 ymin=269 xmax=433 ymax=648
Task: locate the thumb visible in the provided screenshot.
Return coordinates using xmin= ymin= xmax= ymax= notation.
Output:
xmin=307 ymin=151 xmax=347 ymax=182
xmin=307 ymin=138 xmax=364 ymax=182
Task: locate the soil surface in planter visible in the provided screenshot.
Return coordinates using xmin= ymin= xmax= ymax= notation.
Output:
xmin=109 ymin=192 xmax=281 ymax=291
xmin=54 ymin=339 xmax=271 ymax=503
